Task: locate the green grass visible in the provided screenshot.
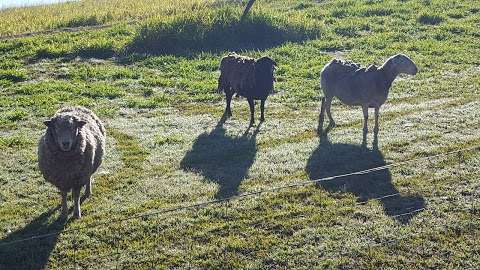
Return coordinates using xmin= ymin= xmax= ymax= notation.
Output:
xmin=0 ymin=0 xmax=217 ymax=36
xmin=0 ymin=69 xmax=27 ymax=82
xmin=127 ymin=7 xmax=321 ymax=55
xmin=0 ymin=0 xmax=480 ymax=269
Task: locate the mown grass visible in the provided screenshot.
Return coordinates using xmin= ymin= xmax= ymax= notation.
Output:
xmin=0 ymin=0 xmax=479 ymax=269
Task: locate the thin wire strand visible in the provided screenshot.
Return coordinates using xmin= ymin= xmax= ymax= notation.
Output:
xmin=0 ymin=144 xmax=478 ymax=248
xmin=390 ymin=208 xmax=425 ymax=218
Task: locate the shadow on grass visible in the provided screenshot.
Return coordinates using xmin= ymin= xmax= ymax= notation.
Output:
xmin=181 ymin=114 xmax=260 ymax=199
xmin=125 ymin=7 xmax=321 ymax=57
xmin=32 ymin=42 xmax=116 ymax=63
xmin=306 ymin=134 xmax=425 ymax=224
xmin=0 ymin=207 xmax=67 ymax=270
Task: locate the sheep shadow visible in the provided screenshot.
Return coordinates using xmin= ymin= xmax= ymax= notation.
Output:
xmin=0 ymin=207 xmax=67 ymax=270
xmin=180 ymin=114 xmax=259 ymax=199
xmin=306 ymin=135 xmax=425 ymax=224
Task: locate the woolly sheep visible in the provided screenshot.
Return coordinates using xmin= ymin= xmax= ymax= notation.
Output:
xmin=319 ymin=54 xmax=418 ymax=148
xmin=217 ymin=53 xmax=277 ymax=125
xmin=38 ymin=106 xmax=106 ymax=219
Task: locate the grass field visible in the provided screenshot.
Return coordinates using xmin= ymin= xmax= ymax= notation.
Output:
xmin=0 ymin=0 xmax=479 ymax=269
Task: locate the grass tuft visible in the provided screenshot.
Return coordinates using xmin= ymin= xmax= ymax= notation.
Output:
xmin=154 ymin=134 xmax=184 ymax=147
xmin=56 ymin=15 xmax=103 ymax=28
xmin=418 ymin=13 xmax=445 ymax=25
xmin=73 ymin=40 xmax=116 ymax=59
xmin=0 ymin=69 xmax=27 ymax=82
xmin=108 ymin=128 xmax=149 ymax=169
xmin=294 ymin=2 xmax=314 ymax=10
xmin=0 ymin=136 xmax=33 ymax=149
xmin=127 ymin=7 xmax=321 ymax=55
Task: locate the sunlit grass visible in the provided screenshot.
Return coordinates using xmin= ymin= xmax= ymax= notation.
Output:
xmin=0 ymin=0 xmax=216 ymax=36
xmin=0 ymin=0 xmax=479 ymax=269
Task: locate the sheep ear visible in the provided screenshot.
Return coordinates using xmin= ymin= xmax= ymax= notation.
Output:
xmin=77 ymin=120 xmax=87 ymax=128
xmin=43 ymin=119 xmax=53 ymax=127
xmin=72 ymin=116 xmax=87 ymax=128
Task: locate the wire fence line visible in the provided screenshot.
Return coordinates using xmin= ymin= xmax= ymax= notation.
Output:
xmin=0 ymin=144 xmax=478 ymax=249
xmin=80 ymin=197 xmax=474 ymax=267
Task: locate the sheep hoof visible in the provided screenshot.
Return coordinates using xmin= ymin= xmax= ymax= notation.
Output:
xmin=74 ymin=208 xmax=81 ymax=219
xmin=373 ymin=139 xmax=379 ymax=151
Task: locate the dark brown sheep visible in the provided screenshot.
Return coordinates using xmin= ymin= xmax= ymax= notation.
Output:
xmin=217 ymin=53 xmax=277 ymax=125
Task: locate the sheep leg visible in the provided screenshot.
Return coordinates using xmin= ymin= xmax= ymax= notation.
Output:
xmin=325 ymin=97 xmax=335 ymax=128
xmin=260 ymin=99 xmax=266 ymax=122
xmin=61 ymin=190 xmax=68 ymax=218
xmin=225 ymin=91 xmax=234 ymax=117
xmin=247 ymin=98 xmax=255 ymax=126
xmin=73 ymin=187 xmax=82 ymax=219
xmin=373 ymin=107 xmax=380 ymax=150
xmin=318 ymin=97 xmax=326 ymax=134
xmin=362 ymin=105 xmax=369 ymax=148
xmin=85 ymin=177 xmax=92 ymax=197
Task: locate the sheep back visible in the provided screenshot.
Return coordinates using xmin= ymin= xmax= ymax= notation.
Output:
xmin=218 ymin=53 xmax=256 ymax=95
xmin=320 ymin=59 xmax=360 ymax=90
xmin=321 ymin=59 xmax=389 ymax=106
xmin=217 ymin=53 xmax=276 ymax=99
xmin=38 ymin=106 xmax=106 ymax=192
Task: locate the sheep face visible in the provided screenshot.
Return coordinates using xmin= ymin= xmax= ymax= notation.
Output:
xmin=390 ymin=54 xmax=418 ymax=75
xmin=44 ymin=115 xmax=86 ymax=152
xmin=256 ymin=56 xmax=277 ymax=76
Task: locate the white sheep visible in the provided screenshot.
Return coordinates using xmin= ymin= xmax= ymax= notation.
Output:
xmin=38 ymin=106 xmax=106 ymax=219
xmin=319 ymin=54 xmax=418 ymax=148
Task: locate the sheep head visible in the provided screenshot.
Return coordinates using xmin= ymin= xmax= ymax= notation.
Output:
xmin=256 ymin=56 xmax=277 ymax=69
xmin=255 ymin=56 xmax=277 ymax=79
xmin=386 ymin=54 xmax=418 ymax=76
xmin=44 ymin=115 xmax=86 ymax=152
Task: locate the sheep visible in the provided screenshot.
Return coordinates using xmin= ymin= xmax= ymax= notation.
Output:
xmin=217 ymin=53 xmax=277 ymax=125
xmin=38 ymin=106 xmax=106 ymax=219
xmin=319 ymin=54 xmax=418 ymax=148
